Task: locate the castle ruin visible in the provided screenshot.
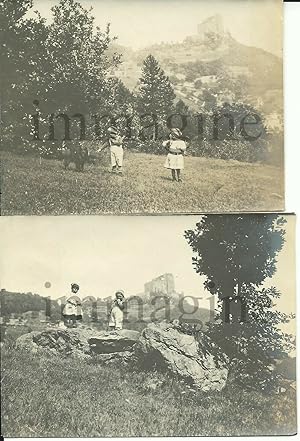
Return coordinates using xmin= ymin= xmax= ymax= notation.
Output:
xmin=144 ymin=273 xmax=175 ymax=296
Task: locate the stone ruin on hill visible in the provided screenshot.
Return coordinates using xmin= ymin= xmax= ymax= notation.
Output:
xmin=16 ymin=321 xmax=229 ymax=392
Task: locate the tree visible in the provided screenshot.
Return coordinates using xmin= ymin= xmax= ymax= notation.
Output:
xmin=202 ymin=101 xmax=269 ymax=162
xmin=137 ymin=54 xmax=175 ymax=139
xmin=185 ymin=215 xmax=286 ymax=300
xmin=0 ymin=0 xmax=48 ymax=148
xmin=185 ymin=215 xmax=294 ymax=390
xmin=1 ymin=0 xmax=128 ymax=152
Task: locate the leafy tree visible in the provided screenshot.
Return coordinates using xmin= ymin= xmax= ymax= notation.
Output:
xmin=201 ymin=89 xmax=217 ymax=111
xmin=1 ymin=0 xmax=128 ymax=152
xmin=137 ymin=54 xmax=175 ymax=139
xmin=185 ymin=215 xmax=294 ymax=390
xmin=0 ymin=0 xmax=48 ymax=148
xmin=185 ymin=215 xmax=286 ymax=299
xmin=174 ymin=99 xmax=198 ymax=140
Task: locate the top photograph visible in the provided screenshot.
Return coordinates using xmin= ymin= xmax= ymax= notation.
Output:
xmin=0 ymin=0 xmax=284 ymax=215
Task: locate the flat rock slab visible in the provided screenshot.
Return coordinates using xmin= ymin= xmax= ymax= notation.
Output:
xmin=88 ymin=329 xmax=140 ymax=354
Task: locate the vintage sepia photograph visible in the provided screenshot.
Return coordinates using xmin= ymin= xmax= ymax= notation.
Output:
xmin=0 ymin=0 xmax=284 ymax=214
xmin=0 ymin=214 xmax=296 ymax=436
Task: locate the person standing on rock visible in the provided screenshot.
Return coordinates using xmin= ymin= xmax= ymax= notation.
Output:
xmin=62 ymin=283 xmax=83 ymax=328
xmin=108 ymin=290 xmax=125 ymax=331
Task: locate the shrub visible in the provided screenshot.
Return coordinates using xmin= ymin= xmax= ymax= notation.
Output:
xmin=189 ymin=138 xmax=268 ymax=163
xmin=130 ymin=139 xmax=166 ymax=155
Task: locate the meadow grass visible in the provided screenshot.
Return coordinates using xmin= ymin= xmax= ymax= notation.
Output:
xmin=1 ymin=345 xmax=296 ymax=437
xmin=1 ymin=151 xmax=284 ymax=214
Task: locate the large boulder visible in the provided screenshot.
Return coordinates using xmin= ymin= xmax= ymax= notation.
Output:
xmin=15 ymin=327 xmax=140 ymax=361
xmin=137 ymin=322 xmax=228 ymax=392
xmin=16 ymin=328 xmax=93 ymax=359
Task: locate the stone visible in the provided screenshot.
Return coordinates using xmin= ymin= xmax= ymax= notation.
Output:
xmin=16 ymin=328 xmax=93 ymax=358
xmin=15 ymin=327 xmax=139 ymax=361
xmin=136 ymin=321 xmax=228 ymax=392
xmin=91 ymin=351 xmax=134 ymax=365
xmin=88 ymin=329 xmax=140 ymax=354
xmin=15 ymin=324 xmax=229 ymax=391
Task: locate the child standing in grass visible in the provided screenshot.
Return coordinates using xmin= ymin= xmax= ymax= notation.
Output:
xmin=108 ymin=126 xmax=125 ymax=175
xmin=108 ymin=290 xmax=125 ymax=331
xmin=163 ymin=128 xmax=187 ymax=182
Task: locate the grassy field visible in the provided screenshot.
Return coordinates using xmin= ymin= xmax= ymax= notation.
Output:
xmin=1 ymin=343 xmax=296 ymax=437
xmin=1 ymin=151 xmax=284 ymax=214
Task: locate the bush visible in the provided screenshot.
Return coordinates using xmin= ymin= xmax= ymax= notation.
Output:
xmin=189 ymin=138 xmax=268 ymax=163
xmin=128 ymin=139 xmax=166 ymax=155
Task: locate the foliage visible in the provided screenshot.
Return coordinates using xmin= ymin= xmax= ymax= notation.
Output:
xmin=185 ymin=215 xmax=286 ymax=299
xmin=185 ymin=215 xmax=294 ymax=389
xmin=137 ymin=55 xmax=175 ymax=139
xmin=189 ymin=138 xmax=267 ymax=163
xmin=1 ymin=0 xmax=125 ymax=152
xmin=0 ymin=289 xmax=61 ymax=321
xmin=206 ymin=285 xmax=295 ymax=390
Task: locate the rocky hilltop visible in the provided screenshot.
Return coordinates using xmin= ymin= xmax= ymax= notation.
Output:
xmin=111 ymin=16 xmax=282 ymax=116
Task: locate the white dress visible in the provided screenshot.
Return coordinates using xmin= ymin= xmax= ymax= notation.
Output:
xmin=164 ymin=139 xmax=187 ymax=170
xmin=109 ymin=299 xmax=124 ymax=330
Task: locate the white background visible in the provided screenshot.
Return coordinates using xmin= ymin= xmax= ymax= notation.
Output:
xmin=9 ymin=2 xmax=300 ymax=441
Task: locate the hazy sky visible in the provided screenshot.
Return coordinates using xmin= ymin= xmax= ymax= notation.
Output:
xmin=0 ymin=215 xmax=295 ymax=332
xmin=28 ymin=0 xmax=283 ymax=56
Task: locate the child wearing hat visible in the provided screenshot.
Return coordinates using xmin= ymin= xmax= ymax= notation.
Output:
xmin=108 ymin=290 xmax=125 ymax=331
xmin=62 ymin=283 xmax=83 ymax=328
xmin=108 ymin=126 xmax=125 ymax=175
xmin=163 ymin=128 xmax=187 ymax=182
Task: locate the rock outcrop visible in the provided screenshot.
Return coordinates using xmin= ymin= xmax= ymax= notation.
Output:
xmin=16 ymin=328 xmax=93 ymax=359
xmin=137 ymin=322 xmax=228 ymax=391
xmin=16 ymin=327 xmax=140 ymax=362
xmin=88 ymin=329 xmax=139 ymax=354
xmin=16 ymin=323 xmax=228 ymax=391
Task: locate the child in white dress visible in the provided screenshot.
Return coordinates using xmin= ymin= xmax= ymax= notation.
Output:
xmin=163 ymin=128 xmax=187 ymax=182
xmin=62 ymin=283 xmax=83 ymax=328
xmin=108 ymin=290 xmax=125 ymax=331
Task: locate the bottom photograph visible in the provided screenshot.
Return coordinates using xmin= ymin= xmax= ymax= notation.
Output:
xmin=0 ymin=214 xmax=296 ymax=437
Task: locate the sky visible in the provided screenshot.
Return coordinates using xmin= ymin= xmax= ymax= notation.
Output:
xmin=0 ymin=215 xmax=296 ymax=334
xmin=28 ymin=0 xmax=283 ymax=56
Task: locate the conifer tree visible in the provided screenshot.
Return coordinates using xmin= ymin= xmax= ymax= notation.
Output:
xmin=137 ymin=54 xmax=175 ymax=139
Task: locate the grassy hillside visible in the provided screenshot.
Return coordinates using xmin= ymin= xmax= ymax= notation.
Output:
xmin=1 ymin=345 xmax=296 ymax=437
xmin=1 ymin=151 xmax=284 ymax=215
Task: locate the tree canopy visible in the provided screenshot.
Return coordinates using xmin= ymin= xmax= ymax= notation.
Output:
xmin=185 ymin=215 xmax=294 ymax=390
xmin=185 ymin=215 xmax=286 ymax=300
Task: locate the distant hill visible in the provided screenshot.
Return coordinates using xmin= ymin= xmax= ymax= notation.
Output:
xmin=112 ymin=28 xmax=282 ymax=117
xmin=0 ymin=289 xmax=61 ymax=321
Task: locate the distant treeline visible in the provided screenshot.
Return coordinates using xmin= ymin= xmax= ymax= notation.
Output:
xmin=0 ymin=289 xmax=60 ymax=319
